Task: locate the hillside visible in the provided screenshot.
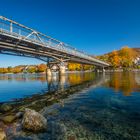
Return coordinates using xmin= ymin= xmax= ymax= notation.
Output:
xmin=132 ymin=48 xmax=140 ymax=56
xmin=97 ymin=46 xmax=140 ymax=68
xmin=98 ymin=48 xmax=140 ymax=58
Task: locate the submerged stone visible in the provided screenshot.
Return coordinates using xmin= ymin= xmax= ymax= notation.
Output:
xmin=1 ymin=115 xmax=16 ymax=124
xmin=15 ymin=112 xmax=24 ymax=119
xmin=22 ymin=108 xmax=47 ymax=132
xmin=0 ymin=104 xmax=12 ymax=112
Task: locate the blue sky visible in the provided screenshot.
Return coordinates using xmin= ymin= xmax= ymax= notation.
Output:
xmin=0 ymin=0 xmax=140 ymax=67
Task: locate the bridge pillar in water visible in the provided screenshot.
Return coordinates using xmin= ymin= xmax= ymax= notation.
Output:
xmin=59 ymin=65 xmax=66 ymax=76
xmin=95 ymin=67 xmax=105 ymax=73
xmin=47 ymin=68 xmax=52 ymax=77
xmin=59 ymin=75 xmax=66 ymax=91
xmin=96 ymin=69 xmax=100 ymax=73
xmin=95 ymin=66 xmax=100 ymax=72
xmin=102 ymin=67 xmax=105 ymax=73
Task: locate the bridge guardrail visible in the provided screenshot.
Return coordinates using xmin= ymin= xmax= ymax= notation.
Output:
xmin=0 ymin=16 xmax=109 ymax=66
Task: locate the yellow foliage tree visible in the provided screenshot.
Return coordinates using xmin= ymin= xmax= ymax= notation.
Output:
xmin=37 ymin=64 xmax=47 ymax=72
xmin=108 ymin=50 xmax=120 ymax=68
xmin=119 ymin=46 xmax=136 ymax=68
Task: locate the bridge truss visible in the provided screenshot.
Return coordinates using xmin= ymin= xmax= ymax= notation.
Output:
xmin=0 ymin=16 xmax=109 ymax=68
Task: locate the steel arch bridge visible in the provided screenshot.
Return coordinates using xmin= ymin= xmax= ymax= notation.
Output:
xmin=0 ymin=16 xmax=109 ymax=71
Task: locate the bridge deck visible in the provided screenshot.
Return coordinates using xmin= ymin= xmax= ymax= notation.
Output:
xmin=0 ymin=16 xmax=109 ymax=67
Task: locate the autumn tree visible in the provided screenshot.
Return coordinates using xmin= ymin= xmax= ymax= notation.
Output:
xmin=68 ymin=63 xmax=81 ymax=71
xmin=7 ymin=66 xmax=13 ymax=73
xmin=119 ymin=46 xmax=136 ymax=68
xmin=37 ymin=64 xmax=47 ymax=72
xmin=12 ymin=67 xmax=22 ymax=73
xmin=27 ymin=67 xmax=36 ymax=73
xmin=108 ymin=50 xmax=120 ymax=68
xmin=0 ymin=68 xmax=8 ymax=73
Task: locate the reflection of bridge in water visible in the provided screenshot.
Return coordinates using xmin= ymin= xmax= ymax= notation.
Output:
xmin=46 ymin=73 xmax=110 ymax=93
xmin=0 ymin=16 xmax=109 ymax=76
xmin=0 ymin=73 xmax=110 ymax=113
xmin=0 ymin=73 xmax=110 ymax=93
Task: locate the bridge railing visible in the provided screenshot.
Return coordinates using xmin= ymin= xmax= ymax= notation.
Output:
xmin=0 ymin=16 xmax=109 ymax=66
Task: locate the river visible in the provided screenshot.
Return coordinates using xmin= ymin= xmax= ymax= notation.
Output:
xmin=0 ymin=72 xmax=140 ymax=140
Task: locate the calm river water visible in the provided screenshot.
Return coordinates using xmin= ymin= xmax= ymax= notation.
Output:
xmin=0 ymin=72 xmax=140 ymax=140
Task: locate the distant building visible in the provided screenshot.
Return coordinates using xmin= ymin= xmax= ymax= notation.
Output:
xmin=134 ymin=57 xmax=140 ymax=65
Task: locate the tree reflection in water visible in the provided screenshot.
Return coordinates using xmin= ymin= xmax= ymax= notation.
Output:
xmin=105 ymin=72 xmax=140 ymax=96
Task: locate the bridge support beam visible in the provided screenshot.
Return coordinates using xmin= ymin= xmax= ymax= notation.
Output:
xmin=96 ymin=69 xmax=100 ymax=73
xmin=95 ymin=67 xmax=105 ymax=73
xmin=46 ymin=60 xmax=66 ymax=76
xmin=102 ymin=67 xmax=105 ymax=72
xmin=59 ymin=65 xmax=66 ymax=76
xmin=47 ymin=68 xmax=52 ymax=77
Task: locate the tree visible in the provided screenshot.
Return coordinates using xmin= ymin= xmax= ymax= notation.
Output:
xmin=0 ymin=68 xmax=8 ymax=73
xmin=37 ymin=64 xmax=47 ymax=72
xmin=7 ymin=66 xmax=13 ymax=73
xmin=108 ymin=50 xmax=120 ymax=68
xmin=119 ymin=46 xmax=136 ymax=68
xmin=12 ymin=67 xmax=22 ymax=73
xmin=27 ymin=67 xmax=36 ymax=73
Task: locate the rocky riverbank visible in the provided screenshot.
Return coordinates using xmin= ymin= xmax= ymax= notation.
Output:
xmin=0 ymin=80 xmax=95 ymax=139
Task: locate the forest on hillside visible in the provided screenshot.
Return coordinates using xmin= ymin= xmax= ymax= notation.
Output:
xmin=97 ymin=46 xmax=140 ymax=69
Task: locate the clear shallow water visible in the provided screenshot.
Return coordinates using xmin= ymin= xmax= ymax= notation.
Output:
xmin=0 ymin=72 xmax=140 ymax=140
xmin=0 ymin=72 xmax=96 ymax=102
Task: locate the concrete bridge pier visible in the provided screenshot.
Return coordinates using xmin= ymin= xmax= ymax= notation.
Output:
xmin=47 ymin=68 xmax=52 ymax=77
xmin=102 ymin=67 xmax=105 ymax=72
xmin=46 ymin=60 xmax=52 ymax=77
xmin=95 ymin=67 xmax=105 ymax=73
xmin=47 ymin=75 xmax=52 ymax=92
xmin=59 ymin=64 xmax=66 ymax=76
xmin=96 ymin=69 xmax=100 ymax=73
xmin=59 ymin=75 xmax=66 ymax=91
xmin=46 ymin=60 xmax=66 ymax=77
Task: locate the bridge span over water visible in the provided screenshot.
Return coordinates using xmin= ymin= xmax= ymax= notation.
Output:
xmin=0 ymin=16 xmax=109 ymax=75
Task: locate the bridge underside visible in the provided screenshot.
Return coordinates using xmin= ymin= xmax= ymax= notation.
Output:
xmin=0 ymin=34 xmax=108 ymax=67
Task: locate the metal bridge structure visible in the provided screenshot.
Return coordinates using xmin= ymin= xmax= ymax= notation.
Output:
xmin=0 ymin=16 xmax=109 ymax=75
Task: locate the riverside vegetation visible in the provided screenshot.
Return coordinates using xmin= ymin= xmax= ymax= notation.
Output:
xmin=0 ymin=63 xmax=94 ymax=74
xmin=0 ymin=46 xmax=139 ymax=74
xmin=97 ymin=46 xmax=140 ymax=69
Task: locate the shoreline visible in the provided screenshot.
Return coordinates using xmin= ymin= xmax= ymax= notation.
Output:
xmin=0 ymin=69 xmax=139 ymax=75
xmin=0 ymin=80 xmax=96 ymax=139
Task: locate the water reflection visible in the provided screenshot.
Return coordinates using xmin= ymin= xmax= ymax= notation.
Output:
xmin=0 ymin=73 xmax=98 ymax=102
xmin=0 ymin=72 xmax=140 ymax=139
xmin=0 ymin=72 xmax=139 ymax=102
xmin=105 ymin=72 xmax=140 ymax=96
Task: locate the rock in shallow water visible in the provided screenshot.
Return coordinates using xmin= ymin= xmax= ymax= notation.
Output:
xmin=1 ymin=115 xmax=16 ymax=123
xmin=0 ymin=104 xmax=12 ymax=112
xmin=22 ymin=108 xmax=47 ymax=132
